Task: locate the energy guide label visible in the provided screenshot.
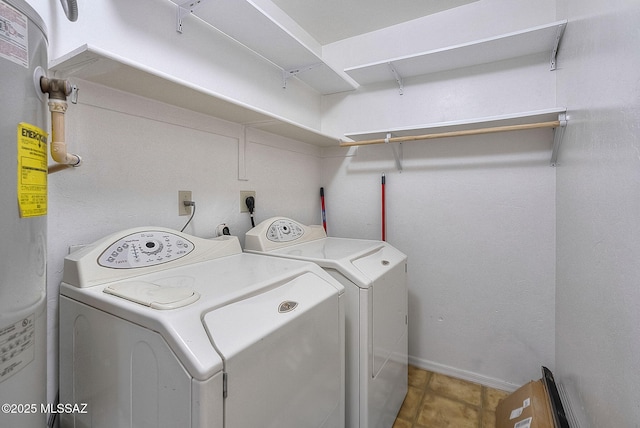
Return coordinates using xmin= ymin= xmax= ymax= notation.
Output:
xmin=0 ymin=314 xmax=35 ymax=383
xmin=17 ymin=123 xmax=48 ymax=217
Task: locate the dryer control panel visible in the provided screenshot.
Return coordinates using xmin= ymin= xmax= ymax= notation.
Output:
xmin=245 ymin=217 xmax=327 ymax=251
xmin=266 ymin=218 xmax=305 ymax=242
xmin=98 ymin=230 xmax=194 ymax=269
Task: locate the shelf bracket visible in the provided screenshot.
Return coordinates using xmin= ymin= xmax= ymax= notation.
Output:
xmin=387 ymin=63 xmax=404 ymax=95
xmin=385 ymin=133 xmax=403 ymax=171
xmin=550 ymin=21 xmax=567 ymax=70
xmin=282 ymin=63 xmax=322 ymax=89
xmin=550 ymin=112 xmax=568 ymax=166
xmin=176 ymin=0 xmax=205 ymax=34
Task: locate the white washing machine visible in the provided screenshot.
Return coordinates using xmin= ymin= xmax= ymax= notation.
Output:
xmin=59 ymin=227 xmax=345 ymax=428
xmin=245 ymin=217 xmax=408 ymax=428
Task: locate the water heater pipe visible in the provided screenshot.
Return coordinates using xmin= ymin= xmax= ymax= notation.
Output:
xmin=39 ymin=76 xmax=82 ymax=171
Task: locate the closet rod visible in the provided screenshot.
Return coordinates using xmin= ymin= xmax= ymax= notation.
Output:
xmin=340 ymin=120 xmax=561 ymax=147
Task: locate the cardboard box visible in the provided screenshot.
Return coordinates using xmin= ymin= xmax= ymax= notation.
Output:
xmin=496 ymin=379 xmax=554 ymax=428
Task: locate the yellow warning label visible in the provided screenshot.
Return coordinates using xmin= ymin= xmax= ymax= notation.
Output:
xmin=17 ymin=123 xmax=48 ymax=217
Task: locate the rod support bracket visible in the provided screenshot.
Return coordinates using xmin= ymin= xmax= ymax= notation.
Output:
xmin=550 ymin=112 xmax=568 ymax=166
xmin=385 ymin=133 xmax=403 ymax=171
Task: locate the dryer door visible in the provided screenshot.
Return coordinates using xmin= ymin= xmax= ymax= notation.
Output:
xmin=352 ymin=245 xmax=408 ymax=377
xmin=204 ymin=272 xmax=343 ymax=428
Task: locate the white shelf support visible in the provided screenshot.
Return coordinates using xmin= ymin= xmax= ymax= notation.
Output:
xmin=176 ymin=0 xmax=205 ymax=33
xmin=388 ymin=63 xmax=404 ymax=95
xmin=550 ymin=112 xmax=568 ymax=166
xmin=282 ymin=63 xmax=323 ymax=89
xmin=549 ymin=21 xmax=567 ymax=70
xmin=385 ymin=133 xmax=403 ymax=171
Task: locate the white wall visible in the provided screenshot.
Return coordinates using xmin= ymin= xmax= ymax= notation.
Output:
xmin=45 ymin=80 xmax=323 ymax=403
xmin=322 ymin=133 xmax=556 ymax=390
xmin=555 ymin=0 xmax=640 ymax=426
xmin=320 ymin=0 xmax=559 ymax=389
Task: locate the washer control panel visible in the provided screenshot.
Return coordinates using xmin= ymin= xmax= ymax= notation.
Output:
xmin=266 ymin=219 xmax=305 ymax=242
xmin=98 ymin=230 xmax=194 ymax=269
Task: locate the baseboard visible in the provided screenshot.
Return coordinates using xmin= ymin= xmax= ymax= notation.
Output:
xmin=557 ymin=382 xmax=586 ymax=428
xmin=408 ymin=355 xmax=520 ymax=392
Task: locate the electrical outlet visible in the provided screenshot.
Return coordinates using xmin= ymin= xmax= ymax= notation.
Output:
xmin=178 ymin=190 xmax=192 ymax=216
xmin=240 ymin=191 xmax=256 ymax=213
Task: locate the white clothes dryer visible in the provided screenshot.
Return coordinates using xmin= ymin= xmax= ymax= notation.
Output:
xmin=59 ymin=227 xmax=345 ymax=428
xmin=245 ymin=217 xmax=408 ymax=428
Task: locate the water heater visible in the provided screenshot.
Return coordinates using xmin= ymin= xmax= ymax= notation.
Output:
xmin=0 ymin=0 xmax=48 ymax=426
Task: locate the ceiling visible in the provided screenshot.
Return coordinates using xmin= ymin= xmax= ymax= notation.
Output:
xmin=270 ymin=0 xmax=479 ymax=45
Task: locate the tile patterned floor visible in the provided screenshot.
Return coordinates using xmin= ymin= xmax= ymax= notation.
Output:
xmin=393 ymin=365 xmax=511 ymax=428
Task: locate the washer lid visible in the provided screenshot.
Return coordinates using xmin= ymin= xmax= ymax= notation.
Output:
xmin=103 ymin=281 xmax=200 ymax=309
xmin=203 ymin=271 xmax=342 ymax=427
xmin=273 ymin=237 xmax=383 ymax=261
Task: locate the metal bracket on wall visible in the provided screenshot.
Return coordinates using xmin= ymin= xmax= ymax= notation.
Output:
xmin=176 ymin=0 xmax=205 ymax=33
xmin=385 ymin=133 xmax=403 ymax=172
xmin=549 ymin=21 xmax=567 ymax=71
xmin=388 ymin=63 xmax=404 ymax=95
xmin=282 ymin=63 xmax=322 ymax=89
xmin=550 ymin=112 xmax=568 ymax=166
xmin=69 ymin=84 xmax=79 ymax=104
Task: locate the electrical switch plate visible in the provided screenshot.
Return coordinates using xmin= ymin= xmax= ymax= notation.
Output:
xmin=240 ymin=191 xmax=256 ymax=213
xmin=178 ymin=190 xmax=192 ymax=216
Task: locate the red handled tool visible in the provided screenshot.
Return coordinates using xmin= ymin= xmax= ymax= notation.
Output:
xmin=320 ymin=187 xmax=327 ymax=233
xmin=381 ymin=174 xmax=386 ymax=241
